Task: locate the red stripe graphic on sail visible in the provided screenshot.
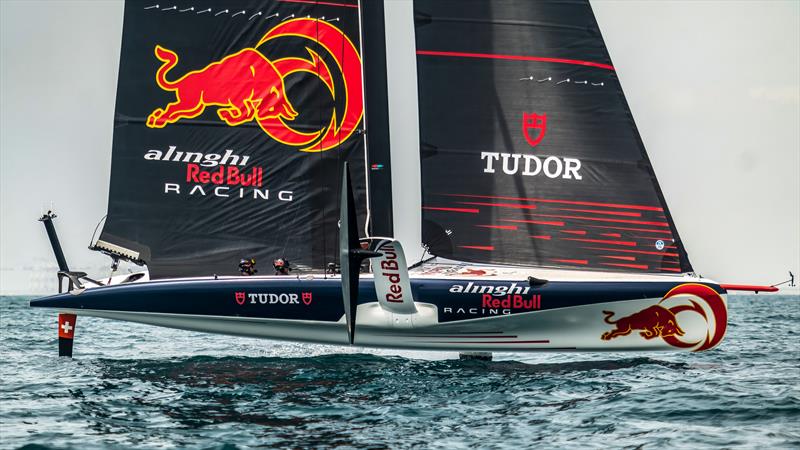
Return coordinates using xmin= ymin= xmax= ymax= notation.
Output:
xmin=552 ymin=258 xmax=588 ymax=265
xmin=525 ymin=213 xmax=670 ymax=227
xmin=417 ymin=50 xmax=615 ymax=71
xmin=583 ymin=247 xmax=679 ymax=257
xmin=278 ymin=0 xmax=358 ymax=8
xmin=530 ymin=235 xmax=552 ymax=240
xmin=458 ymin=201 xmax=537 ymax=210
xmin=600 ymin=233 xmax=622 ymax=238
xmin=661 ymin=268 xmax=682 ymax=272
xmin=477 ymin=224 xmax=518 ymax=230
xmin=553 ymin=208 xmax=642 ymax=217
xmin=601 ymin=262 xmax=649 ymax=270
xmin=460 ymin=245 xmax=495 ymax=251
xmin=423 ymin=206 xmax=479 ymax=214
xmin=502 ymin=219 xmax=565 ymax=226
xmin=562 ymin=238 xmax=637 ymax=247
xmin=584 ymin=225 xmax=675 ymax=235
xmin=441 ymin=194 xmax=663 ymax=211
xmin=600 ymin=255 xmax=636 ymax=261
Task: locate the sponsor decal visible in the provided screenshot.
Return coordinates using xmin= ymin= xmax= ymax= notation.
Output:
xmin=655 ymin=240 xmax=665 ymax=250
xmin=522 ymin=113 xmax=547 ymax=147
xmin=379 ymin=243 xmax=405 ymax=304
xmin=449 ymin=282 xmax=531 ymax=296
xmin=600 ymin=283 xmax=727 ymax=352
xmin=146 ymin=18 xmax=363 ymax=153
xmin=234 ymin=291 xmax=246 ymax=305
xmin=233 ymin=291 xmax=313 ymax=306
xmin=146 ymin=146 xmax=294 ymax=201
xmin=444 ymin=283 xmax=542 ymax=317
xmin=482 ymin=293 xmax=541 ymax=310
xmin=480 ymin=112 xmax=582 ymax=180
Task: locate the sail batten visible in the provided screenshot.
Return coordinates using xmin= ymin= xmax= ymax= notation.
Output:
xmin=414 ymin=0 xmax=692 ymax=274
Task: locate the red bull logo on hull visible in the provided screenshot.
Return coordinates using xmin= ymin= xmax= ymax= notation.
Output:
xmin=601 ymin=283 xmax=727 ymax=352
xmin=146 ymin=18 xmax=363 ymax=153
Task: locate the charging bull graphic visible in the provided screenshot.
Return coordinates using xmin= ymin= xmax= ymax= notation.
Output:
xmin=602 ymin=305 xmax=684 ymax=340
xmin=146 ymin=18 xmax=363 ymax=152
xmin=147 ymin=47 xmax=298 ymax=129
xmin=601 ymin=283 xmax=727 ymax=352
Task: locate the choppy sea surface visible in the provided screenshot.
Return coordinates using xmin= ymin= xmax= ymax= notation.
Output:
xmin=1 ymin=295 xmax=798 ymax=449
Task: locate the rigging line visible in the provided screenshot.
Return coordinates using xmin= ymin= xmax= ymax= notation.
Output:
xmin=88 ymin=215 xmax=108 ymax=247
xmin=314 ymin=8 xmax=329 ymax=276
xmin=280 ymin=10 xmax=322 ymax=267
xmin=357 ymin=0 xmax=371 ymax=239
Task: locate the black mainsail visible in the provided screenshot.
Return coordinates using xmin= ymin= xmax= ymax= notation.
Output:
xmin=414 ymin=0 xmax=692 ymax=274
xmin=97 ymin=0 xmax=368 ymax=278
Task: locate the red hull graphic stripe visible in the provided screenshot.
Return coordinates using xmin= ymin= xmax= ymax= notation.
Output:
xmin=551 ymin=258 xmax=588 ymax=265
xmin=441 ymin=193 xmax=663 ymax=211
xmin=526 ymin=213 xmax=670 ymax=227
xmin=477 ymin=224 xmax=518 ymax=230
xmin=553 ymin=207 xmax=642 ymax=217
xmin=407 ymin=335 xmax=519 ymax=339
xmin=583 ymin=247 xmax=679 ymax=257
xmin=562 ymin=237 xmax=637 ymax=247
xmin=502 ymin=219 xmax=565 ymax=226
xmin=416 ymin=50 xmax=615 ymax=71
xmin=421 ymin=340 xmax=551 ymax=344
xmin=458 ymin=201 xmax=537 ymax=209
xmin=278 ymin=0 xmax=358 ymax=8
xmin=423 ymin=206 xmax=479 ymax=214
xmin=601 ymin=262 xmax=649 ymax=270
xmin=459 ymin=245 xmax=495 ymax=251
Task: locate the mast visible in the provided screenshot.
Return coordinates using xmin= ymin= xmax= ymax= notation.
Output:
xmin=358 ymin=0 xmax=394 ymax=239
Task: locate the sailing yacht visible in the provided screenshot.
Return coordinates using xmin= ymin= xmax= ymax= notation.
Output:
xmin=31 ymin=0 xmax=774 ymax=357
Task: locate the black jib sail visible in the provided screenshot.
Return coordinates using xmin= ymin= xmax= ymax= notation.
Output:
xmin=414 ymin=0 xmax=692 ymax=274
xmin=97 ymin=0 xmax=367 ymax=278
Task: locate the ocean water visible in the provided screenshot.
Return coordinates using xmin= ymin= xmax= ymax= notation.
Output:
xmin=0 ymin=295 xmax=798 ymax=449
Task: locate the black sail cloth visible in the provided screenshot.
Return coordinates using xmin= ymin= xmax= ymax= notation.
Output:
xmin=414 ymin=0 xmax=692 ymax=274
xmin=99 ymin=0 xmax=366 ymax=278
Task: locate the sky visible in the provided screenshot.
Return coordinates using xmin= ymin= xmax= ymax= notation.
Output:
xmin=1 ymin=0 xmax=798 ymax=294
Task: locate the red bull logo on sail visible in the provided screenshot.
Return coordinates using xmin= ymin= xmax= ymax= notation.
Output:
xmin=146 ymin=18 xmax=363 ymax=153
xmin=600 ymin=283 xmax=727 ymax=352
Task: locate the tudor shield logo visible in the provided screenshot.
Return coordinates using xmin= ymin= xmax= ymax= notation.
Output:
xmin=481 ymin=112 xmax=582 ymax=180
xmin=522 ymin=112 xmax=546 ymax=147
